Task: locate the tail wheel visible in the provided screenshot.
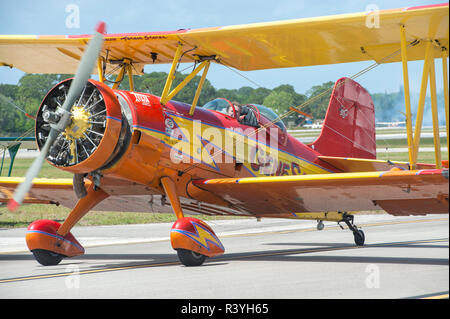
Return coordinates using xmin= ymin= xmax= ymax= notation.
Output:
xmin=32 ymin=249 xmax=64 ymax=266
xmin=353 ymin=229 xmax=365 ymax=246
xmin=177 ymin=249 xmax=207 ymax=267
xmin=317 ymin=220 xmax=325 ymax=231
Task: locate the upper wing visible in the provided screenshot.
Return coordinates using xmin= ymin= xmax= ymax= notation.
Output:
xmin=182 ymin=3 xmax=449 ymax=70
xmin=192 ymin=169 xmax=449 ymax=216
xmin=0 ymin=31 xmax=184 ymax=75
xmin=0 ymin=3 xmax=448 ymax=73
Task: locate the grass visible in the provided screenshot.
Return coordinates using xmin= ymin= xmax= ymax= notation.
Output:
xmin=288 ymin=126 xmax=446 ymax=139
xmin=377 ymin=137 xmax=447 ymax=149
xmin=374 ymin=135 xmax=448 ymax=163
xmin=0 ymin=204 xmax=244 ymax=229
xmin=377 ymin=151 xmax=448 ymax=163
xmin=1 ymin=158 xmax=72 ymax=178
xmin=0 ymin=129 xmax=447 ymax=229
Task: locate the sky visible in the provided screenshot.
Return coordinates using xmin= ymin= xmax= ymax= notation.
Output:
xmin=0 ymin=0 xmax=447 ymax=96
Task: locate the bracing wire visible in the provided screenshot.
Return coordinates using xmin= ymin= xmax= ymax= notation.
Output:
xmin=179 ymin=40 xmax=419 ymax=176
xmin=0 ymin=92 xmax=36 ymax=120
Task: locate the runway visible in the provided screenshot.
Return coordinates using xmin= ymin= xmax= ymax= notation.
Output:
xmin=0 ymin=214 xmax=448 ymax=299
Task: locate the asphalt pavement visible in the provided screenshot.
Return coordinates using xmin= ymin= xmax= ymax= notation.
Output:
xmin=0 ymin=214 xmax=448 ymax=299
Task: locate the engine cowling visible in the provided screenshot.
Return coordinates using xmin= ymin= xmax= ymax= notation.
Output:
xmin=35 ymin=78 xmax=129 ymax=174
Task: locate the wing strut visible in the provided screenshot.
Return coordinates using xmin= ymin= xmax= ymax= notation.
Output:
xmin=110 ymin=58 xmax=134 ymax=90
xmin=443 ymin=48 xmax=449 ymax=155
xmin=400 ymin=25 xmax=448 ymax=170
xmin=189 ymin=60 xmax=211 ymax=115
xmin=159 ymin=43 xmax=214 ymax=109
xmin=399 ymin=25 xmax=415 ymax=167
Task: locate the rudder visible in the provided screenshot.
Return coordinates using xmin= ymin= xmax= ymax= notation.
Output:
xmin=309 ymin=77 xmax=376 ymax=159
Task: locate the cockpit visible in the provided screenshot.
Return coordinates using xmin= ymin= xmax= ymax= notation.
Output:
xmin=202 ymin=98 xmax=286 ymax=132
xmin=250 ymin=103 xmax=286 ymax=132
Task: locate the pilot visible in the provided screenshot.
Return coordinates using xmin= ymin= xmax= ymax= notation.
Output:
xmin=226 ymin=101 xmax=241 ymax=118
xmin=226 ymin=105 xmax=235 ymax=117
xmin=237 ymin=104 xmax=259 ymax=127
xmin=231 ymin=101 xmax=241 ymax=118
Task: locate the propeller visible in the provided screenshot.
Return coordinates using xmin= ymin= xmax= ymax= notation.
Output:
xmin=8 ymin=22 xmax=106 ymax=211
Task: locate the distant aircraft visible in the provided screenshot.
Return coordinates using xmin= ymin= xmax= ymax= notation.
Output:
xmin=0 ymin=4 xmax=448 ymax=267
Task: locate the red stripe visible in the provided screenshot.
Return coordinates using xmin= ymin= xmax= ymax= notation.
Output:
xmin=406 ymin=3 xmax=448 ymax=11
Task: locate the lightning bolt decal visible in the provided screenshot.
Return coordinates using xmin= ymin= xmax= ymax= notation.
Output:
xmin=171 ymin=221 xmax=224 ymax=252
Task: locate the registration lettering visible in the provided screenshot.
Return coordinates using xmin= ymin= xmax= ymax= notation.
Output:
xmin=129 ymin=92 xmax=150 ymax=106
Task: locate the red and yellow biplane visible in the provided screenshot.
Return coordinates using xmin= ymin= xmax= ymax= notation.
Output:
xmin=0 ymin=3 xmax=448 ymax=266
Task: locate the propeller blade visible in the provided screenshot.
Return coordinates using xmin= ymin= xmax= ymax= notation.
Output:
xmin=8 ymin=22 xmax=106 ymax=211
xmin=61 ymin=22 xmax=106 ymax=114
xmin=7 ymin=130 xmax=57 ymax=211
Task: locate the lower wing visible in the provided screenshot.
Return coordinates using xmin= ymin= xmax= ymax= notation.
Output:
xmin=0 ymin=177 xmax=250 ymax=216
xmin=192 ymin=169 xmax=449 ymax=216
xmin=0 ymin=177 xmax=155 ymax=212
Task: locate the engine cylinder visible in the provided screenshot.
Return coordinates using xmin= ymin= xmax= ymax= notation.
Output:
xmin=35 ymin=79 xmax=126 ymax=174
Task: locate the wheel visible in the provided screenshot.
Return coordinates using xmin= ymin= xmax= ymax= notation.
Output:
xmin=353 ymin=229 xmax=365 ymax=246
xmin=32 ymin=249 xmax=64 ymax=266
xmin=317 ymin=220 xmax=324 ymax=231
xmin=177 ymin=249 xmax=207 ymax=267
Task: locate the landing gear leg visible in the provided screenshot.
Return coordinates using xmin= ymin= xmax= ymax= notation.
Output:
xmin=338 ymin=213 xmax=365 ymax=246
xmin=162 ymin=177 xmax=225 ymax=266
xmin=26 ymin=184 xmax=109 ymax=266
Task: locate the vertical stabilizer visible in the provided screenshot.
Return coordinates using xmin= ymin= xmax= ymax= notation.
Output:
xmin=309 ymin=77 xmax=376 ymax=159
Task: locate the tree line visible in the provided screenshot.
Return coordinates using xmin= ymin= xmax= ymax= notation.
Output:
xmin=0 ymin=72 xmax=334 ymax=135
xmin=1 ymin=71 xmax=442 ymax=136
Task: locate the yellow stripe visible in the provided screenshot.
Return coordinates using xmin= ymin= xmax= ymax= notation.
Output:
xmin=0 ymin=35 xmax=38 ymax=40
xmin=0 ymin=177 xmax=73 ymax=185
xmin=232 ymin=167 xmax=442 ymax=184
xmin=235 ymin=171 xmax=383 ymax=184
xmin=422 ymin=293 xmax=449 ymax=299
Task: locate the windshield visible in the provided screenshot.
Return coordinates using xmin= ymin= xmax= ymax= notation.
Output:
xmin=202 ymin=98 xmax=235 ymax=117
xmin=251 ymin=104 xmax=286 ymax=131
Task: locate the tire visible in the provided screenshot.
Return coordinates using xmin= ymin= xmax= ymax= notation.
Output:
xmin=317 ymin=220 xmax=324 ymax=231
xmin=353 ymin=230 xmax=365 ymax=246
xmin=177 ymin=249 xmax=206 ymax=267
xmin=32 ymin=249 xmax=64 ymax=266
